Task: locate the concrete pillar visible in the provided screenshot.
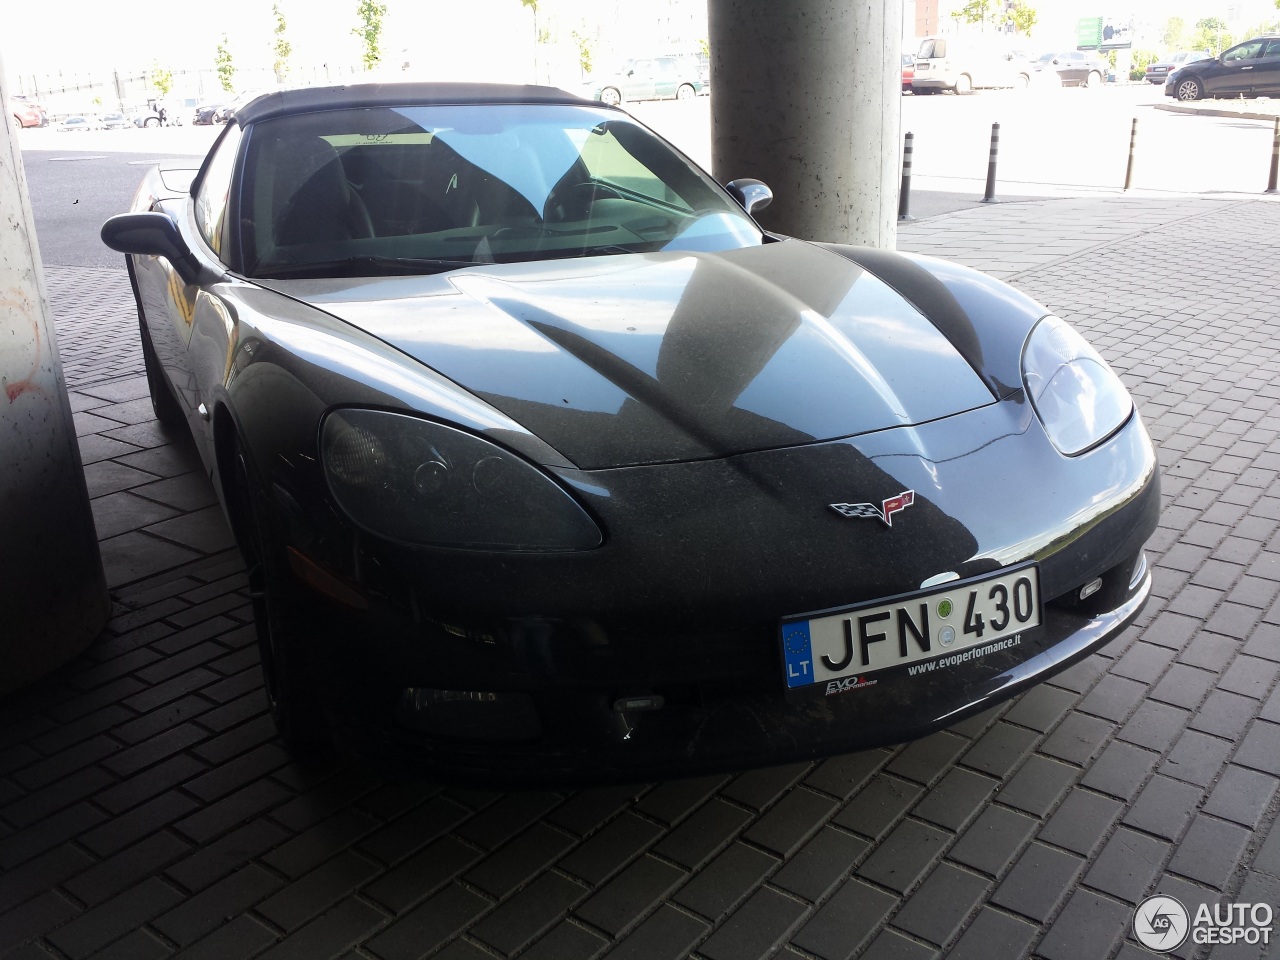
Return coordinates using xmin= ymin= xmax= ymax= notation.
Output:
xmin=709 ymin=0 xmax=903 ymax=249
xmin=1 ymin=62 xmax=110 ymax=694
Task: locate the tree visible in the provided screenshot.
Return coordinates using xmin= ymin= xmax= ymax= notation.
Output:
xmin=352 ymin=0 xmax=388 ymax=70
xmin=571 ymin=29 xmax=594 ymax=76
xmin=1162 ymin=17 xmax=1186 ymax=51
xmin=1010 ymin=2 xmax=1037 ymax=37
xmin=149 ymin=62 xmax=173 ymax=97
xmin=1191 ymin=17 xmax=1232 ymax=56
xmin=272 ymin=3 xmax=293 ymax=84
xmin=952 ymin=0 xmax=1037 ymax=35
xmin=215 ymin=35 xmax=236 ymax=92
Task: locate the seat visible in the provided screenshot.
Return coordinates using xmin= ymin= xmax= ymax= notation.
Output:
xmin=272 ymin=137 xmax=375 ymax=248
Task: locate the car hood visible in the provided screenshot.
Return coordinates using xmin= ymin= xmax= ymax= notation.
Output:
xmin=258 ymin=241 xmax=996 ymax=469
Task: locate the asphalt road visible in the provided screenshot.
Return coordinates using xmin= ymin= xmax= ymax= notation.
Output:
xmin=14 ymin=84 xmax=1276 ymax=268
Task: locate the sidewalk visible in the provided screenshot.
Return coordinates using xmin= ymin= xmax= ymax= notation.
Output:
xmin=2 ymin=194 xmax=1279 ymax=960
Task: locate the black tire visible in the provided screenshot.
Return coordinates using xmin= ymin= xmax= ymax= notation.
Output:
xmin=144 ymin=117 xmax=159 ymax=128
xmin=676 ymin=83 xmax=696 ymax=101
xmin=139 ymin=319 xmax=185 ymax=426
xmin=232 ymin=446 xmax=332 ymax=753
xmin=1175 ymin=76 xmax=1203 ymax=101
xmin=600 ymin=87 xmax=622 ymax=107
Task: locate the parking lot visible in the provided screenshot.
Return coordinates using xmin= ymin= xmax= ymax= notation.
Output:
xmin=3 ymin=92 xmax=1280 ymax=960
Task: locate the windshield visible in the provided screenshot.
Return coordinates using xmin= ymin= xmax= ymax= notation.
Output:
xmin=237 ymin=103 xmax=762 ymax=279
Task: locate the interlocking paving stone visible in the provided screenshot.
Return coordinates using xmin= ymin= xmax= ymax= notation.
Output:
xmin=990 ymin=842 xmax=1085 ymax=922
xmin=5 ymin=198 xmax=1280 ymax=959
xmin=1036 ymin=787 xmax=1123 ymax=857
xmin=890 ymin=861 xmax=989 ymax=946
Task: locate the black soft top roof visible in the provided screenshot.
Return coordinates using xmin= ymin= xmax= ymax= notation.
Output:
xmin=234 ymin=82 xmax=595 ymax=125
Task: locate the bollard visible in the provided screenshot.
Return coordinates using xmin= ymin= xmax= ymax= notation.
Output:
xmin=1123 ymin=118 xmax=1138 ymax=191
xmin=899 ymin=131 xmax=915 ymax=222
xmin=1267 ymin=117 xmax=1280 ymax=194
xmin=981 ymin=122 xmax=1000 ymax=203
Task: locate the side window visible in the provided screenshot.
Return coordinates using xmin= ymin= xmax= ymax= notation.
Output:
xmin=1265 ymin=40 xmax=1280 ymax=58
xmin=194 ymin=124 xmax=243 ymax=261
xmin=1224 ymin=41 xmax=1264 ymax=63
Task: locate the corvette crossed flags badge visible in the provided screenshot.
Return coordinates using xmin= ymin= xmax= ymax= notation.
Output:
xmin=829 ymin=490 xmax=916 ymax=527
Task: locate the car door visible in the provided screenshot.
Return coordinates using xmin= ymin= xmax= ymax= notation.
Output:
xmin=1058 ymin=52 xmax=1087 ymax=85
xmin=623 ymin=59 xmax=658 ymax=101
xmin=1206 ymin=39 xmax=1265 ymax=96
xmin=1249 ymin=38 xmax=1280 ymax=95
xmin=651 ymin=58 xmax=680 ymax=98
xmin=132 ymin=125 xmax=241 ymax=467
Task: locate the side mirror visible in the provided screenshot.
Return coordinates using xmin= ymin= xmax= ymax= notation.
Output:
xmin=725 ymin=178 xmax=773 ymax=216
xmin=100 ymin=212 xmax=214 ymax=286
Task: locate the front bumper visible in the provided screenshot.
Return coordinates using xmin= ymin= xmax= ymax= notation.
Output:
xmin=269 ymin=397 xmax=1160 ymax=782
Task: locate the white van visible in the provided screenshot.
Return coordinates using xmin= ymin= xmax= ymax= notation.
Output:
xmin=911 ymin=36 xmax=1023 ymax=94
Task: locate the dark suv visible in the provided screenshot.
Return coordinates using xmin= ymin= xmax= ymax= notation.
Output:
xmin=1165 ymin=35 xmax=1280 ymax=101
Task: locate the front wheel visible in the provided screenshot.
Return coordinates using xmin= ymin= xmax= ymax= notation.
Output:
xmin=954 ymin=74 xmax=973 ymax=95
xmin=600 ymin=87 xmax=622 ymax=107
xmin=139 ymin=318 xmax=184 ymax=426
xmin=232 ymin=447 xmax=331 ymax=753
xmin=1175 ymin=77 xmax=1203 ymax=101
xmin=676 ymin=83 xmax=695 ymax=101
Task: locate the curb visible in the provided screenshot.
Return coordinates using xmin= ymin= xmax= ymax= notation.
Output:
xmin=1155 ymin=102 xmax=1280 ymax=122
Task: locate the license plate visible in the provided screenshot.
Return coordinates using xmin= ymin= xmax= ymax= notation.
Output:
xmin=781 ymin=565 xmax=1041 ymax=694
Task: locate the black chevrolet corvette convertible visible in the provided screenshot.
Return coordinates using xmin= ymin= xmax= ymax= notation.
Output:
xmin=102 ymin=83 xmax=1159 ymax=782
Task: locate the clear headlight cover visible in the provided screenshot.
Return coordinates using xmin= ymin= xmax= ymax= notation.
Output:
xmin=321 ymin=409 xmax=602 ymax=551
xmin=1021 ymin=315 xmax=1133 ymax=456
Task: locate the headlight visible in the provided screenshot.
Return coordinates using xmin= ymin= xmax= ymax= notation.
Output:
xmin=321 ymin=409 xmax=602 ymax=552
xmin=1021 ymin=315 xmax=1133 ymax=456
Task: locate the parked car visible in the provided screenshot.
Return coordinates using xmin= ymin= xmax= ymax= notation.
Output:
xmin=1145 ymin=50 xmax=1211 ymax=85
xmin=193 ymin=97 xmax=231 ymax=124
xmin=9 ymin=96 xmax=47 ymax=130
xmin=585 ymin=56 xmax=703 ymax=105
xmin=56 ymin=115 xmax=99 ymax=132
xmin=912 ymin=35 xmax=1022 ymax=94
xmin=218 ymin=89 xmax=266 ymax=124
xmin=1165 ymin=35 xmax=1280 ymax=101
xmin=100 ymin=112 xmax=134 ymax=130
xmin=1029 ymin=51 xmax=1110 ymax=87
xmin=100 ymin=82 xmax=1158 ymax=782
xmin=901 ymin=53 xmax=915 ymax=92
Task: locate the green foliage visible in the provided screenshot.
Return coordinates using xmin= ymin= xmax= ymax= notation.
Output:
xmin=1191 ymin=17 xmax=1233 ymax=56
xmin=1131 ymin=49 xmax=1158 ymax=71
xmin=215 ymin=35 xmax=236 ymax=92
xmin=1162 ymin=17 xmax=1186 ymax=50
xmin=571 ymin=30 xmax=593 ymax=74
xmin=519 ymin=0 xmax=536 ymax=9
xmin=951 ymin=0 xmax=1036 ymax=36
xmin=352 ymin=0 xmax=388 ymax=70
xmin=273 ymin=3 xmax=292 ymax=83
xmin=149 ymin=61 xmax=174 ymax=97
xmin=1010 ymin=2 xmax=1036 ymax=37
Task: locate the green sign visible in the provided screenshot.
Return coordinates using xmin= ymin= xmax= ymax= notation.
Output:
xmin=1076 ymin=17 xmax=1102 ymax=49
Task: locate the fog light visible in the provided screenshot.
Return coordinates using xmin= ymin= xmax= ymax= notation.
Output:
xmin=398 ymin=687 xmax=542 ymax=741
xmin=613 ymin=694 xmax=665 ymax=713
xmin=1079 ymin=578 xmax=1103 ymax=601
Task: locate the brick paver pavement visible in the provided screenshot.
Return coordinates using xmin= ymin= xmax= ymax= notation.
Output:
xmin=2 ymin=195 xmax=1278 ymax=960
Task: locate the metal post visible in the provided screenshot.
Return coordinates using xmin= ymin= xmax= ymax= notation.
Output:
xmin=1123 ymin=118 xmax=1138 ymax=191
xmin=981 ymin=122 xmax=1000 ymax=203
xmin=899 ymin=131 xmax=915 ymax=222
xmin=1267 ymin=117 xmax=1280 ymax=194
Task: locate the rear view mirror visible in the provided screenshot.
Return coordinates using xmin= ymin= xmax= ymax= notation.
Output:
xmin=100 ymin=212 xmax=216 ymax=286
xmin=725 ymin=178 xmax=773 ymax=216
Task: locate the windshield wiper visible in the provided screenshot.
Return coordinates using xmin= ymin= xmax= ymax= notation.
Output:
xmin=259 ymin=255 xmax=477 ymax=279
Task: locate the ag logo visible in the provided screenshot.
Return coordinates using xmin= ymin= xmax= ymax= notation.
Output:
xmin=1133 ymin=895 xmax=1190 ymax=952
